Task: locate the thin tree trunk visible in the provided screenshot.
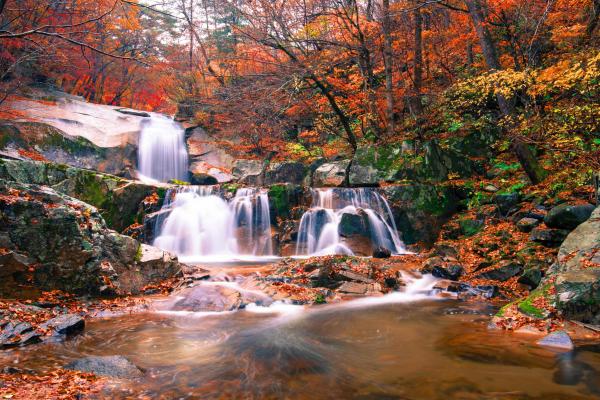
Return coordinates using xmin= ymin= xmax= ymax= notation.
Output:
xmin=410 ymin=3 xmax=424 ymax=116
xmin=0 ymin=0 xmax=6 ymax=15
xmin=585 ymin=0 xmax=600 ymax=39
xmin=464 ymin=0 xmax=546 ymax=184
xmin=382 ymin=0 xmax=395 ymax=137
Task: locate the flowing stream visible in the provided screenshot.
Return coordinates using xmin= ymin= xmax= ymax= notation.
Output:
xmin=2 ymin=266 xmax=599 ymax=399
xmin=137 ymin=115 xmax=189 ymax=183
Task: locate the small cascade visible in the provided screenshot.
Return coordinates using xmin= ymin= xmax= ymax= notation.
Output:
xmin=153 ymin=186 xmax=273 ymax=261
xmin=295 ymin=188 xmax=405 ymax=256
xmin=137 ymin=115 xmax=189 ymax=183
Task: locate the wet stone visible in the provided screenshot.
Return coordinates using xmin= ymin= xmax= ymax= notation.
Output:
xmin=537 ymin=330 xmax=574 ymax=350
xmin=41 ymin=313 xmax=84 ymax=335
xmin=337 ymin=281 xmax=369 ymax=295
xmin=66 ymin=355 xmax=144 ymax=378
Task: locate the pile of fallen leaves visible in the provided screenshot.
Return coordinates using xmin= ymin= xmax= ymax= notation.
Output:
xmin=0 ymin=369 xmax=105 ymax=400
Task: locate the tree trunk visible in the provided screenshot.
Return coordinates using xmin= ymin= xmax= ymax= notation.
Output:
xmin=464 ymin=0 xmax=546 ymax=184
xmin=0 ymin=0 xmax=6 ymax=15
xmin=382 ymin=0 xmax=395 ymax=137
xmin=585 ymin=0 xmax=600 ymax=39
xmin=410 ymin=3 xmax=424 ymax=116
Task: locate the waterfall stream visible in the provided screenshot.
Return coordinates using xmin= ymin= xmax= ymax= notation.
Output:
xmin=153 ymin=186 xmax=274 ymax=262
xmin=137 ymin=115 xmax=189 ymax=183
xmin=295 ymin=188 xmax=405 ymax=256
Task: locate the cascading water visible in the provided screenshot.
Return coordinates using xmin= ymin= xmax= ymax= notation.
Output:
xmin=153 ymin=186 xmax=274 ymax=261
xmin=137 ymin=115 xmax=189 ymax=183
xmin=295 ymin=188 xmax=405 ymax=256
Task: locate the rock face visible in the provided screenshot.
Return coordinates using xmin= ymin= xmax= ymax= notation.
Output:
xmin=232 ymin=159 xmax=264 ymax=185
xmin=382 ymin=184 xmax=460 ymax=245
xmin=312 ymin=160 xmax=349 ymax=187
xmin=0 ymin=158 xmax=159 ymax=231
xmin=475 ymin=261 xmax=522 ymax=282
xmin=264 ymin=162 xmax=307 ymax=185
xmin=0 ymin=179 xmax=183 ymax=296
xmin=41 ymin=314 xmax=84 ymax=335
xmin=66 ymin=356 xmax=143 ymax=378
xmin=0 ymin=120 xmax=136 ymax=176
xmin=544 ymin=203 xmax=595 ymax=230
xmin=550 ymin=206 xmax=600 ymax=323
xmin=190 ymin=172 xmax=218 ymax=185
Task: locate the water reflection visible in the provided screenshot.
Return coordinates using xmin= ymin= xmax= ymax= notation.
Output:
xmin=1 ymin=300 xmax=599 ymax=399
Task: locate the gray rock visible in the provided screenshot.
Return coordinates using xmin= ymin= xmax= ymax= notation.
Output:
xmin=115 ymin=109 xmax=150 ymax=118
xmin=0 ymin=321 xmax=41 ymax=348
xmin=264 ymin=162 xmax=307 ymax=185
xmin=544 ymin=203 xmax=595 ymax=230
xmin=372 ymin=246 xmax=392 ymax=259
xmin=171 ymin=285 xmax=243 ymax=312
xmin=516 ymin=217 xmax=540 ymax=233
xmin=348 ymin=164 xmax=379 ymax=186
xmin=476 ymin=260 xmax=522 ymax=281
xmin=517 ymin=268 xmax=543 ymax=289
xmin=336 ymin=270 xmax=374 ymax=284
xmin=0 ymin=179 xmax=183 ymax=296
xmin=41 ymin=314 xmax=84 ymax=335
xmin=493 ymin=193 xmax=520 ymax=215
xmin=337 ymin=281 xmax=369 ymax=295
xmin=312 ymin=160 xmax=349 ymax=187
xmin=530 ymin=227 xmax=570 ymax=247
xmin=483 ymin=184 xmax=499 ymax=193
xmin=536 ymin=330 xmax=574 ymax=350
xmin=338 ymin=212 xmax=370 ymax=237
xmin=551 ymin=206 xmax=600 ymax=324
xmin=190 ymin=172 xmax=218 ymax=185
xmin=232 ymin=159 xmax=264 ymax=185
xmin=66 ymin=355 xmax=143 ymax=378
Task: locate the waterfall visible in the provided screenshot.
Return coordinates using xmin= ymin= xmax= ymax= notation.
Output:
xmin=295 ymin=188 xmax=405 ymax=256
xmin=137 ymin=115 xmax=189 ymax=183
xmin=153 ymin=186 xmax=274 ymax=261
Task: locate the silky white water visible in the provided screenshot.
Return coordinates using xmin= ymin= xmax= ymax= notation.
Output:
xmin=137 ymin=115 xmax=189 ymax=183
xmin=153 ymin=187 xmax=274 ymax=261
xmin=295 ymin=188 xmax=405 ymax=256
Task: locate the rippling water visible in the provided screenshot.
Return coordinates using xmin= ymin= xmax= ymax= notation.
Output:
xmin=2 ymin=298 xmax=600 ymax=399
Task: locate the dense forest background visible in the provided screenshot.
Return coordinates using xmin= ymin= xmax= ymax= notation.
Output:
xmin=0 ymin=0 xmax=599 ymax=185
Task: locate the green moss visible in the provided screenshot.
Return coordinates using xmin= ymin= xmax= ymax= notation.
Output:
xmin=516 ymin=283 xmax=554 ymax=318
xmin=135 ymin=244 xmax=143 ymax=262
xmin=314 ymin=293 xmax=326 ymax=304
xmin=268 ymin=184 xmax=289 ymax=218
xmin=169 ymin=179 xmax=190 ymax=185
xmin=223 ymin=183 xmax=241 ymax=193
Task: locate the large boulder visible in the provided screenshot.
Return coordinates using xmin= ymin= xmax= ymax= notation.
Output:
xmin=0 ymin=179 xmax=183 ymax=296
xmin=338 ymin=211 xmax=370 ymax=237
xmin=0 ymin=158 xmax=160 ymax=231
xmin=0 ymin=120 xmax=136 ymax=176
xmin=312 ymin=160 xmax=350 ymax=187
xmin=544 ymin=203 xmax=595 ymax=231
xmin=382 ymin=184 xmax=461 ymax=245
xmin=190 ymin=172 xmax=218 ymax=185
xmin=264 ymin=162 xmax=307 ymax=185
xmin=550 ymin=206 xmax=600 ymax=323
xmin=232 ymin=159 xmax=264 ymax=185
xmin=348 ymin=164 xmax=379 ymax=186
xmin=496 ymin=206 xmax=600 ymax=326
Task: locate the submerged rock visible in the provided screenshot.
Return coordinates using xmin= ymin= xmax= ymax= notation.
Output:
xmin=537 ymin=331 xmax=574 ymax=350
xmin=171 ymin=285 xmax=243 ymax=312
xmin=544 ymin=203 xmax=595 ymax=231
xmin=66 ymin=355 xmax=143 ymax=378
